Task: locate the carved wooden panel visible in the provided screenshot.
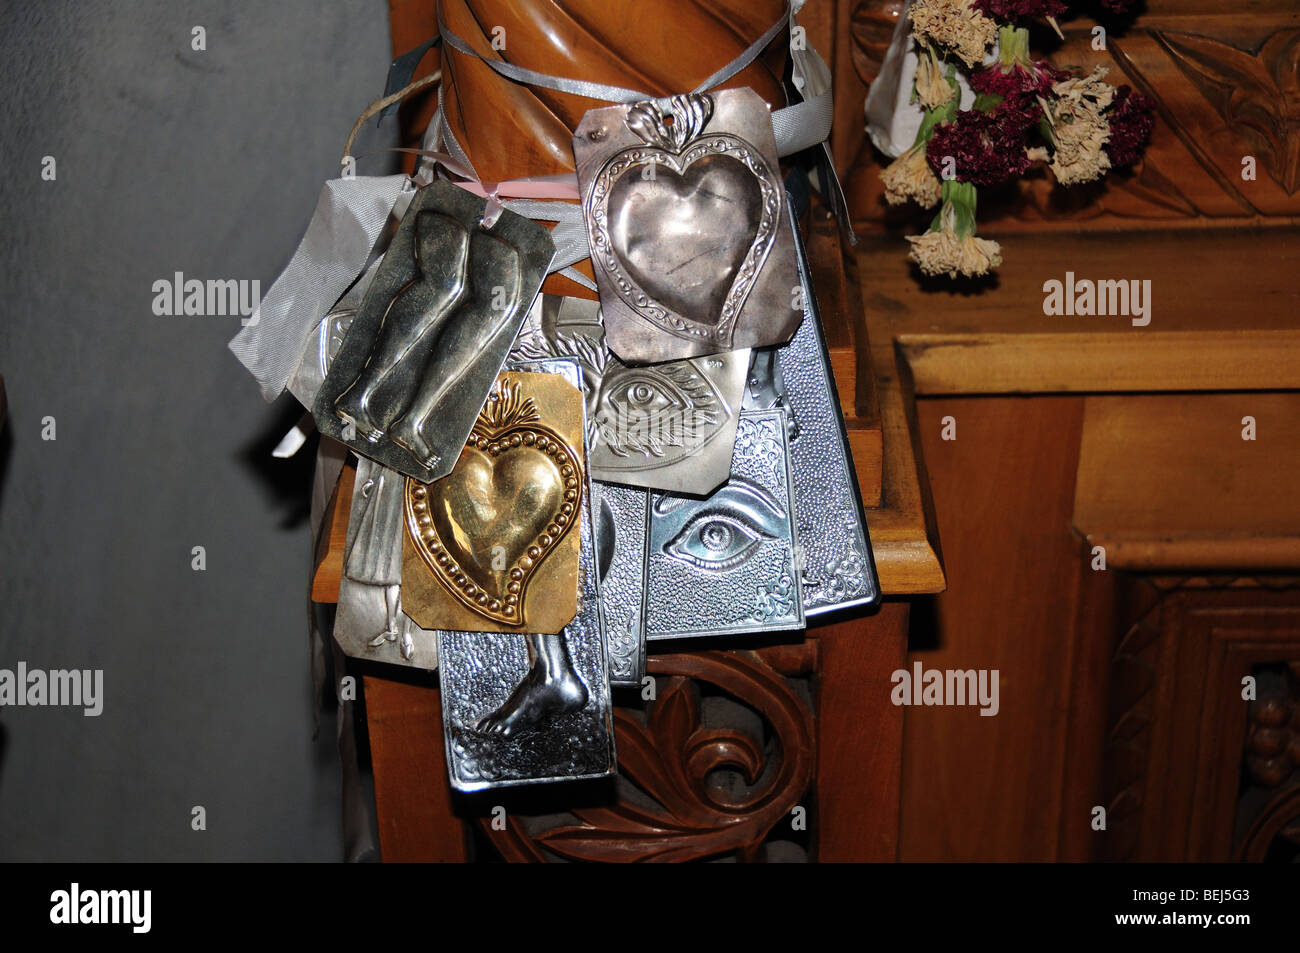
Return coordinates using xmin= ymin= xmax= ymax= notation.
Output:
xmin=841 ymin=0 xmax=1300 ymax=231
xmin=1097 ymin=577 xmax=1300 ymax=862
xmin=1236 ymin=661 xmax=1300 ymax=862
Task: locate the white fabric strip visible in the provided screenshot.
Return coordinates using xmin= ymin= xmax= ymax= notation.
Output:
xmin=229 ymin=174 xmax=411 ymax=401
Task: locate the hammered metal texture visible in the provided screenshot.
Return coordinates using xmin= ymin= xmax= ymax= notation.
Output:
xmin=592 ymin=480 xmax=648 ymax=686
xmin=314 ymin=180 xmax=554 ymax=483
xmin=436 ymin=473 xmax=614 ymax=791
xmin=645 ymin=409 xmax=804 ymax=640
xmin=748 ymin=210 xmax=880 ymax=616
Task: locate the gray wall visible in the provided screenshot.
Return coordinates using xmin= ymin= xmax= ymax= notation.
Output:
xmin=0 ymin=0 xmax=398 ymax=860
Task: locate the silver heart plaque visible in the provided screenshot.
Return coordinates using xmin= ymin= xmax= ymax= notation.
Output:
xmin=574 ymin=88 xmax=801 ymax=364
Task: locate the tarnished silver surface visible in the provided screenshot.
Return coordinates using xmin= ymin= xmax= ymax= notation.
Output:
xmin=436 ymin=464 xmax=614 ymax=791
xmin=334 ymin=457 xmax=439 ymax=670
xmin=511 ymin=295 xmax=749 ymax=495
xmin=314 ymin=180 xmax=554 ymax=483
xmin=645 ymin=409 xmax=804 ymax=640
xmin=286 ymin=259 xmax=373 ymax=409
xmin=742 ymin=206 xmax=880 ymax=616
xmin=592 ymin=480 xmax=648 ymax=686
xmin=573 ymin=88 xmax=802 ymax=364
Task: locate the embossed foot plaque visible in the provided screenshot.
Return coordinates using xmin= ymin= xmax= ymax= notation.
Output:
xmin=435 ymin=364 xmax=615 ymax=789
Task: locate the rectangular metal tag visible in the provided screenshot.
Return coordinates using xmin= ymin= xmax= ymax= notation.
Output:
xmin=644 ymin=408 xmax=805 ymax=640
xmin=314 ymin=180 xmax=554 ymax=483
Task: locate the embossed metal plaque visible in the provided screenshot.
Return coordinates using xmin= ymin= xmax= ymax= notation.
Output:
xmin=511 ymin=295 xmax=749 ymax=495
xmin=592 ymin=480 xmax=648 ymax=686
xmin=402 ymin=370 xmax=584 ymax=634
xmin=287 ymin=260 xmax=371 ymax=409
xmin=645 ymin=409 xmax=804 ymax=640
xmin=436 ymin=446 xmax=614 ymax=791
xmin=744 ymin=207 xmax=881 ymax=616
xmin=334 ymin=456 xmax=439 ymax=670
xmin=313 ymin=180 xmax=554 ymax=482
xmin=573 ymin=88 xmax=801 ymax=364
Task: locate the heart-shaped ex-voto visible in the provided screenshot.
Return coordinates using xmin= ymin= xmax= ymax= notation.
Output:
xmin=574 ymin=87 xmax=801 ymax=365
xmin=402 ymin=370 xmax=585 ymax=634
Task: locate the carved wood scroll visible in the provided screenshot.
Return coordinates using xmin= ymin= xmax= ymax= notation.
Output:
xmin=481 ymin=650 xmax=815 ymax=862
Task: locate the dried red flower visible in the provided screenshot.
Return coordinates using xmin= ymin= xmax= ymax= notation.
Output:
xmin=970 ymin=60 xmax=1070 ymax=100
xmin=972 ymin=0 xmax=1067 ymax=20
xmin=1104 ymin=85 xmax=1156 ymax=167
xmin=926 ymin=106 xmax=1034 ymax=186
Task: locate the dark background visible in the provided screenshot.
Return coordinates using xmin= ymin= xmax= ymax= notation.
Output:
xmin=0 ymin=0 xmax=398 ymax=860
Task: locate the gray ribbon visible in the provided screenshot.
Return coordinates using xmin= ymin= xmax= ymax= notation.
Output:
xmin=435 ymin=2 xmax=829 ymax=157
xmin=437 ymin=4 xmax=792 ymax=106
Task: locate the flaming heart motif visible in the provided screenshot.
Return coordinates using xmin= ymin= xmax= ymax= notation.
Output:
xmin=405 ymin=379 xmax=583 ymax=627
xmin=585 ymin=93 xmax=782 ymax=348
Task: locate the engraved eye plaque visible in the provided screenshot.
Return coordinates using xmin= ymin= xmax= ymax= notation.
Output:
xmin=645 ymin=409 xmax=804 ymax=639
xmin=401 ymin=370 xmax=585 ymax=634
xmin=511 ymin=294 xmax=750 ymax=495
xmin=313 ymin=180 xmax=555 ymax=483
xmin=573 ymin=88 xmax=801 ymax=365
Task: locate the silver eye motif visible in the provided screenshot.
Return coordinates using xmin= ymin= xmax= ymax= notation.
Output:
xmin=664 ymin=513 xmax=769 ymax=570
xmin=657 ymin=477 xmax=786 ymax=573
xmin=603 ymin=370 xmax=687 ymax=420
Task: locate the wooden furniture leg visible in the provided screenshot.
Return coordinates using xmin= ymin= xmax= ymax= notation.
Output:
xmin=813 ymin=604 xmax=908 ymax=861
xmin=365 ymin=676 xmax=470 ymax=862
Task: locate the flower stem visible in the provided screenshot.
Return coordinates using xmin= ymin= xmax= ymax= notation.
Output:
xmin=996 ymin=25 xmax=1031 ymax=70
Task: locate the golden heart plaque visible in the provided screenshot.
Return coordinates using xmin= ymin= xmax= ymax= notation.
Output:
xmin=402 ymin=371 xmax=584 ymax=633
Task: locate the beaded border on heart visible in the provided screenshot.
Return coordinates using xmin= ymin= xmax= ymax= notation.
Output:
xmin=584 ymin=94 xmax=782 ymax=347
xmin=404 ymin=379 xmax=583 ymax=628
